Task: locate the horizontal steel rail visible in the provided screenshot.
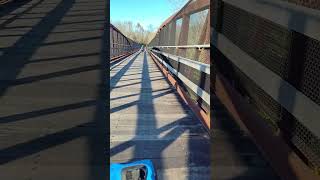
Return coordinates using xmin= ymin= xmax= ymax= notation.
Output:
xmin=112 ymin=43 xmax=131 ymax=46
xmin=212 ymin=29 xmax=320 ymax=139
xmin=149 ymin=51 xmax=211 ymax=130
xmin=110 ymin=48 xmax=142 ymax=69
xmin=149 ymin=50 xmax=210 ymax=105
xmin=152 ymin=44 xmax=210 ymax=49
xmin=150 ymin=49 xmax=210 ymax=74
xmin=223 ymin=0 xmax=320 ymax=41
xmin=148 ymin=0 xmax=210 ymax=125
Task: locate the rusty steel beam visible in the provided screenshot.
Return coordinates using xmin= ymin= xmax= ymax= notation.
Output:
xmin=157 ymin=0 xmax=209 ymax=29
xmin=153 ymin=45 xmax=210 ymax=49
xmin=194 ymin=10 xmax=210 ymax=63
xmin=169 ymin=21 xmax=176 ymax=54
xmin=177 ymin=15 xmax=189 ymax=57
xmin=110 ymin=51 xmax=137 ymax=62
xmin=213 ymin=72 xmax=320 ymax=180
xmin=110 ymin=24 xmax=140 ymax=59
xmin=148 ymin=0 xmax=211 ymax=132
xmin=176 ymin=0 xmax=209 ymax=19
xmin=155 ymin=0 xmax=209 ymax=38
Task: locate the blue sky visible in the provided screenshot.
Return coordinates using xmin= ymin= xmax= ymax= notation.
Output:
xmin=110 ymin=0 xmax=188 ymax=31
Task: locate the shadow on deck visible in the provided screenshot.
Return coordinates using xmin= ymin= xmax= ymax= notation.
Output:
xmin=0 ymin=0 xmax=107 ymax=179
xmin=110 ymin=50 xmax=210 ymax=180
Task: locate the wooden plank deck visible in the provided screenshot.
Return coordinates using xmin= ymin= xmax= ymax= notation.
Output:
xmin=110 ymin=49 xmax=211 ymax=180
xmin=0 ymin=0 xmax=107 ymax=179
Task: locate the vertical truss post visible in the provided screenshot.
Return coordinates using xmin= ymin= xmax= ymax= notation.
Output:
xmin=178 ymin=15 xmax=190 ymax=57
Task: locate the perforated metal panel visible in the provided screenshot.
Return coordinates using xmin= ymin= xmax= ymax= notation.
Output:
xmin=215 ymin=0 xmax=320 ymax=175
xmin=221 ymin=3 xmax=320 ymax=108
xmin=213 ymin=38 xmax=320 ymax=173
xmin=300 ymin=37 xmax=320 ymax=105
xmin=235 ymin=68 xmax=282 ymax=130
xmin=284 ymin=0 xmax=320 ymax=10
xmin=281 ymin=110 xmax=320 ymax=171
xmin=221 ymin=3 xmax=292 ymax=80
xmin=110 ymin=25 xmax=140 ymax=59
xmin=213 ymin=46 xmax=282 ymax=131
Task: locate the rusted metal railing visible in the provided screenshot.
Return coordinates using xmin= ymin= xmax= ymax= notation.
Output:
xmin=110 ymin=24 xmax=141 ymax=60
xmin=212 ymin=0 xmax=320 ymax=179
xmin=148 ymin=0 xmax=210 ymax=129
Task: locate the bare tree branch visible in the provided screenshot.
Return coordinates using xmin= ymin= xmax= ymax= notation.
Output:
xmin=112 ymin=21 xmax=156 ymax=45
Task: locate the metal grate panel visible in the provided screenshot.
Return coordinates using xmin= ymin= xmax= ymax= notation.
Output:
xmin=213 ymin=46 xmax=282 ymax=130
xmin=281 ymin=110 xmax=320 ymax=171
xmin=300 ymin=37 xmax=320 ymax=105
xmin=283 ymin=0 xmax=320 ymax=10
xmin=221 ymin=2 xmax=320 ymax=108
xmin=234 ymin=68 xmax=282 ymax=130
xmin=221 ymin=3 xmax=292 ymax=80
xmin=215 ymin=0 xmax=320 ymax=175
xmin=213 ymin=45 xmax=320 ymax=173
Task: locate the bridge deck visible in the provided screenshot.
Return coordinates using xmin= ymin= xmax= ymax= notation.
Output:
xmin=110 ymin=50 xmax=211 ymax=179
xmin=0 ymin=0 xmax=106 ymax=179
xmin=211 ymin=96 xmax=279 ymax=180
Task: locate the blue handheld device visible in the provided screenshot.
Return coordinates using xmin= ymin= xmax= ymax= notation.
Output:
xmin=110 ymin=159 xmax=156 ymax=180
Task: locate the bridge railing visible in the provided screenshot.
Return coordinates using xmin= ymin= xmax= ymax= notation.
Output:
xmin=148 ymin=0 xmax=210 ymax=129
xmin=212 ymin=0 xmax=320 ymax=178
xmin=110 ymin=24 xmax=141 ymax=60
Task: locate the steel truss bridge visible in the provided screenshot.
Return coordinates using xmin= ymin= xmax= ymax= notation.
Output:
xmin=0 ymin=0 xmax=320 ymax=179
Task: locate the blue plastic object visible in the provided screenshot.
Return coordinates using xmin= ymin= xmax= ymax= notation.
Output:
xmin=110 ymin=160 xmax=156 ymax=180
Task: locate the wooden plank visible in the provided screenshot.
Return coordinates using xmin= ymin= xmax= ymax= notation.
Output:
xmin=0 ymin=0 xmax=107 ymax=179
xmin=110 ymin=49 xmax=210 ymax=179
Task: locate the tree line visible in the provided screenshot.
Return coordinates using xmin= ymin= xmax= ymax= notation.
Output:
xmin=112 ymin=21 xmax=157 ymax=45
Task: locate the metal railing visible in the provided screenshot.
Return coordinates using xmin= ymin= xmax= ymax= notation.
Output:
xmin=148 ymin=0 xmax=210 ymax=128
xmin=110 ymin=24 xmax=141 ymax=60
xmin=149 ymin=0 xmax=210 ymax=63
xmin=212 ymin=0 xmax=320 ymax=178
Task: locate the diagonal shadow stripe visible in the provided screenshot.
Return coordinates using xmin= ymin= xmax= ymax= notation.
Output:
xmin=0 ymin=0 xmax=77 ymax=96
xmin=110 ymin=116 xmax=190 ymax=157
xmin=0 ymin=0 xmax=46 ymax=28
xmin=0 ymin=64 xmax=100 ymax=86
xmin=0 ymin=100 xmax=96 ymax=124
xmin=110 ymin=89 xmax=176 ymax=114
xmin=0 ymin=121 xmax=92 ymax=165
xmin=59 ymin=19 xmax=104 ymax=25
xmin=27 ymin=52 xmax=99 ymax=64
xmin=0 ymin=0 xmax=32 ymax=18
xmin=110 ymin=77 xmax=165 ymax=89
xmin=110 ymin=53 xmax=136 ymax=70
xmin=41 ymin=36 xmax=101 ymax=46
xmin=110 ymin=87 xmax=171 ymax=101
xmin=110 ymin=51 xmax=140 ymax=90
